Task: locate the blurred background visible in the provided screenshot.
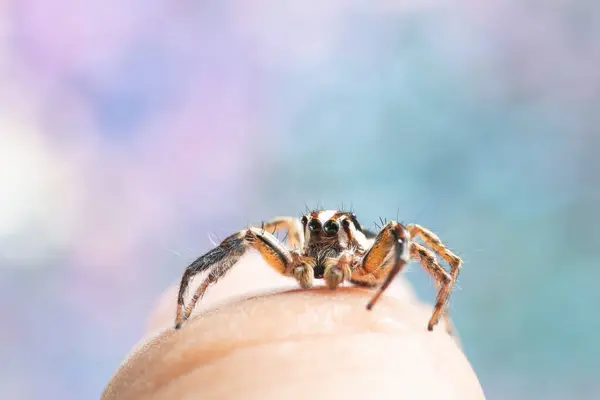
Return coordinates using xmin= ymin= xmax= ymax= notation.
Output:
xmin=1 ymin=1 xmax=599 ymax=399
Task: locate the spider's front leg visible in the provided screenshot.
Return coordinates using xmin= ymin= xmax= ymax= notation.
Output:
xmin=354 ymin=221 xmax=411 ymax=308
xmin=175 ymin=228 xmax=297 ymax=329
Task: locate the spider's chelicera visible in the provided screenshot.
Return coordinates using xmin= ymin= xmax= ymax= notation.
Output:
xmin=175 ymin=210 xmax=462 ymax=333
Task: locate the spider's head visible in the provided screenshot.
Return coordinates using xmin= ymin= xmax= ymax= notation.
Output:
xmin=301 ymin=210 xmax=368 ymax=251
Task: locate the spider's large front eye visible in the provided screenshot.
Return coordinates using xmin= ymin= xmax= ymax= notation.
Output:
xmin=308 ymin=219 xmax=321 ymax=232
xmin=323 ymin=220 xmax=340 ymax=235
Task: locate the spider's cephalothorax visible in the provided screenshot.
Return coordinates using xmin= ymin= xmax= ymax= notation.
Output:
xmin=175 ymin=210 xmax=463 ymax=333
xmin=301 ymin=210 xmax=371 ymax=278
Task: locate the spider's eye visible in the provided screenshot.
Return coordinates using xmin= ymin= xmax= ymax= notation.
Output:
xmin=323 ymin=220 xmax=340 ymax=235
xmin=308 ymin=219 xmax=321 ymax=232
xmin=342 ymin=219 xmax=350 ymax=229
xmin=301 ymin=216 xmax=308 ymax=225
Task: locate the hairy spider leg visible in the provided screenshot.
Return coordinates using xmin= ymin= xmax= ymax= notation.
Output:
xmin=410 ymin=243 xmax=453 ymax=333
xmin=175 ymin=228 xmax=297 ymax=329
xmin=349 ymin=221 xmax=407 ymax=287
xmin=363 ymin=221 xmax=410 ymax=309
xmin=261 ymin=216 xmax=305 ymax=250
xmin=406 ymin=224 xmax=462 ymax=330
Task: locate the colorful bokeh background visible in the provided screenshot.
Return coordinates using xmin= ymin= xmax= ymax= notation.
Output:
xmin=2 ymin=1 xmax=599 ymax=399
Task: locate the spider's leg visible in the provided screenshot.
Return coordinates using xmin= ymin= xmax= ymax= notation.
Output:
xmin=348 ymin=277 xmax=380 ymax=288
xmin=350 ymin=220 xmax=405 ymax=286
xmin=365 ymin=223 xmax=409 ymax=310
xmin=410 ymin=243 xmax=454 ymax=333
xmin=175 ymin=228 xmax=295 ymax=329
xmin=262 ymin=216 xmax=305 ymax=250
xmin=406 ymin=224 xmax=462 ymax=280
xmin=348 ymin=221 xmax=410 ymax=306
xmin=182 ymin=250 xmax=241 ymax=322
xmin=175 ymin=238 xmax=243 ymax=329
xmin=406 ymin=224 xmax=462 ymax=329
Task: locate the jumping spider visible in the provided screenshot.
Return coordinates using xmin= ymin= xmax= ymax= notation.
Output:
xmin=175 ymin=210 xmax=462 ymax=332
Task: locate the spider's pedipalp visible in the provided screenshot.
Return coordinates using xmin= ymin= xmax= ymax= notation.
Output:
xmin=322 ymin=252 xmax=353 ymax=290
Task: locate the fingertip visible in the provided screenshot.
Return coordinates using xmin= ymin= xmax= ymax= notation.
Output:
xmin=106 ymin=287 xmax=483 ymax=400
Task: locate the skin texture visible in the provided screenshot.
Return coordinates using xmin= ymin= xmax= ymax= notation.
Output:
xmin=102 ymin=252 xmax=486 ymax=400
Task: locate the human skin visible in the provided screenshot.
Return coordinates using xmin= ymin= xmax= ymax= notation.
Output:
xmin=102 ymin=252 xmax=486 ymax=399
